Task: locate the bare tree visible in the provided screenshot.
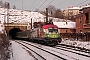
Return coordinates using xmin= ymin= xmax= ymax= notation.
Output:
xmin=47 ymin=5 xmax=56 ymax=16
xmin=88 ymin=2 xmax=90 ymax=5
xmin=3 ymin=2 xmax=6 ymax=8
xmin=0 ymin=0 xmax=3 ymax=7
xmin=3 ymin=2 xmax=10 ymax=9
xmin=35 ymin=8 xmax=39 ymax=12
xmin=7 ymin=2 xmax=10 ymax=9
xmin=12 ymin=5 xmax=16 ymax=9
xmin=54 ymin=9 xmax=64 ymax=19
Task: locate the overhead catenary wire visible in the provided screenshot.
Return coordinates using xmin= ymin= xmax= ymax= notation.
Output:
xmin=38 ymin=0 xmax=47 ymax=10
xmin=29 ymin=0 xmax=36 ymax=11
xmin=81 ymin=2 xmax=90 ymax=7
xmin=59 ymin=0 xmax=89 ymax=10
xmin=58 ymin=0 xmax=88 ymax=8
xmin=75 ymin=0 xmax=89 ymax=6
xmin=60 ymin=0 xmax=74 ymax=9
xmin=32 ymin=0 xmax=41 ymax=11
xmin=46 ymin=0 xmax=71 ymax=11
xmin=58 ymin=0 xmax=69 ymax=7
xmin=42 ymin=0 xmax=55 ymax=10
xmin=30 ymin=0 xmax=90 ymax=11
xmin=42 ymin=0 xmax=67 ymax=11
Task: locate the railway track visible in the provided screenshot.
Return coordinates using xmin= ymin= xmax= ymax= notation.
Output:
xmin=40 ymin=44 xmax=90 ymax=60
xmin=15 ymin=41 xmax=47 ymax=60
xmin=14 ymin=40 xmax=90 ymax=60
xmin=56 ymin=44 xmax=90 ymax=53
xmin=53 ymin=44 xmax=90 ymax=57
xmin=15 ymin=40 xmax=66 ymax=60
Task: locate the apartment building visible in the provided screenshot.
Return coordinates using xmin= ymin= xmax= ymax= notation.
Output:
xmin=63 ymin=6 xmax=82 ymax=20
xmin=75 ymin=7 xmax=90 ymax=33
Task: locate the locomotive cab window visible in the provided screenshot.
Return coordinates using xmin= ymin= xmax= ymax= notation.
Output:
xmin=48 ymin=28 xmax=58 ymax=33
xmin=48 ymin=28 xmax=53 ymax=32
xmin=53 ymin=28 xmax=58 ymax=32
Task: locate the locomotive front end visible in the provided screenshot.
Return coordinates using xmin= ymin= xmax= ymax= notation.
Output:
xmin=42 ymin=24 xmax=62 ymax=45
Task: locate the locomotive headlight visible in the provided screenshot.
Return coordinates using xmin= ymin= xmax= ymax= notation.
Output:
xmin=59 ymin=35 xmax=60 ymax=37
xmin=48 ymin=35 xmax=50 ymax=37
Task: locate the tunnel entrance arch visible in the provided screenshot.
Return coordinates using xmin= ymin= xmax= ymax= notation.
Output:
xmin=9 ymin=28 xmax=22 ymax=39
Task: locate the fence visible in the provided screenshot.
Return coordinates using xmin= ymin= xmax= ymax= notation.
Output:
xmin=60 ymin=33 xmax=90 ymax=41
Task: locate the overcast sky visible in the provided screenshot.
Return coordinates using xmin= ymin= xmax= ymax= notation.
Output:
xmin=2 ymin=0 xmax=90 ymax=11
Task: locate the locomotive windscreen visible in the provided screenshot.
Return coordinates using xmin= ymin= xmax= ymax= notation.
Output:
xmin=48 ymin=28 xmax=58 ymax=33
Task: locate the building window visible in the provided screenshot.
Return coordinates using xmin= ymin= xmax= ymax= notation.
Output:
xmin=80 ymin=29 xmax=82 ymax=33
xmin=66 ymin=30 xmax=67 ymax=32
xmin=69 ymin=10 xmax=73 ymax=12
xmin=85 ymin=13 xmax=89 ymax=24
xmin=79 ymin=17 xmax=82 ymax=23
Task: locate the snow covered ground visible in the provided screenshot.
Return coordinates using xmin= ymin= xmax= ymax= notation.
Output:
xmin=9 ymin=41 xmax=35 ymax=60
xmin=8 ymin=40 xmax=90 ymax=60
xmin=61 ymin=39 xmax=90 ymax=49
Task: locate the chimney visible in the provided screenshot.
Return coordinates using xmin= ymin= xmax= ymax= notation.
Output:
xmin=68 ymin=6 xmax=70 ymax=8
xmin=66 ymin=17 xmax=68 ymax=24
xmin=66 ymin=20 xmax=68 ymax=24
xmin=72 ymin=6 xmax=73 ymax=8
xmin=79 ymin=6 xmax=82 ymax=8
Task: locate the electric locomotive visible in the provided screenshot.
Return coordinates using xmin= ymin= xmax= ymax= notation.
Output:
xmin=15 ymin=24 xmax=62 ymax=46
xmin=30 ymin=24 xmax=62 ymax=45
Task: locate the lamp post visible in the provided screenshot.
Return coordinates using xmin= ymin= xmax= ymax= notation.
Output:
xmin=21 ymin=1 xmax=23 ymax=15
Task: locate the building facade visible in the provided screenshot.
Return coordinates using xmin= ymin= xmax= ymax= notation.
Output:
xmin=53 ymin=22 xmax=76 ymax=33
xmin=75 ymin=7 xmax=90 ymax=33
xmin=63 ymin=6 xmax=82 ymax=20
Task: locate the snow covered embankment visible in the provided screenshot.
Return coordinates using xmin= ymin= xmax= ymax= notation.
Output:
xmin=61 ymin=39 xmax=90 ymax=50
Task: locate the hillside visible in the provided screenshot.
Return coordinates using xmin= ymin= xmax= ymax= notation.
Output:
xmin=0 ymin=8 xmax=71 ymax=24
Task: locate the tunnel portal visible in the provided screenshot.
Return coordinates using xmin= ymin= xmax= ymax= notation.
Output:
xmin=9 ymin=28 xmax=22 ymax=39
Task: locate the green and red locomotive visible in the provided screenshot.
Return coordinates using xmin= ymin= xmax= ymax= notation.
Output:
xmin=15 ymin=24 xmax=62 ymax=46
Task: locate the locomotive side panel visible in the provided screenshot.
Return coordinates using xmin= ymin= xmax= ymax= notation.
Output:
xmin=31 ymin=28 xmax=45 ymax=38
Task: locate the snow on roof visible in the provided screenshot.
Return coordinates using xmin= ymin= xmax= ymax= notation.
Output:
xmin=67 ymin=7 xmax=82 ymax=10
xmin=49 ymin=17 xmax=72 ymax=22
xmin=83 ymin=5 xmax=90 ymax=8
xmin=53 ymin=22 xmax=76 ymax=28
